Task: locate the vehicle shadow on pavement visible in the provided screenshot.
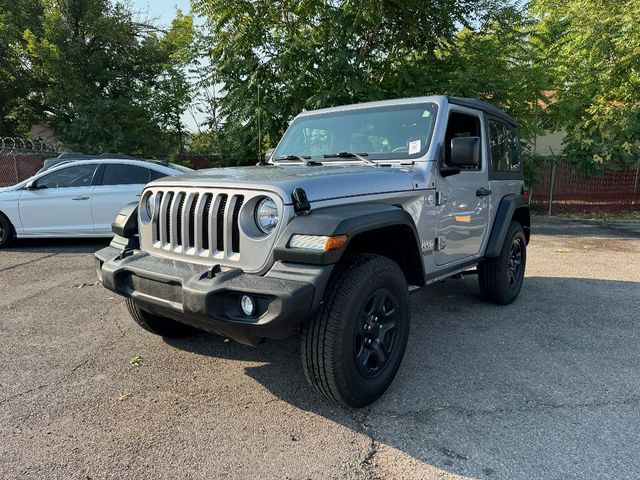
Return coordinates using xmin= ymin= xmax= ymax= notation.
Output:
xmin=166 ymin=274 xmax=640 ymax=479
xmin=5 ymin=237 xmax=109 ymax=254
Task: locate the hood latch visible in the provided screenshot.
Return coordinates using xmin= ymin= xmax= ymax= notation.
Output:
xmin=292 ymin=187 xmax=311 ymax=215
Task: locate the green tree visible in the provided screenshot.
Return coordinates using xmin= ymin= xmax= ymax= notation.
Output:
xmin=193 ymin=0 xmax=511 ymax=164
xmin=531 ymin=0 xmax=640 ymax=168
xmin=6 ymin=0 xmax=194 ymax=156
xmin=0 ymin=0 xmax=44 ymax=135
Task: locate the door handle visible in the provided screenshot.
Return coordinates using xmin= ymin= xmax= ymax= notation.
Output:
xmin=72 ymin=196 xmax=90 ymax=201
xmin=476 ymin=188 xmax=492 ymax=197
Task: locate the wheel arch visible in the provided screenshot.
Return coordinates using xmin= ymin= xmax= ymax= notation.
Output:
xmin=273 ymin=203 xmax=425 ymax=286
xmin=484 ymin=194 xmax=530 ymax=258
xmin=0 ymin=208 xmax=17 ymax=244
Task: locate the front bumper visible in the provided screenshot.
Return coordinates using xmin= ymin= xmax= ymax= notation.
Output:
xmin=95 ymin=246 xmax=332 ymax=345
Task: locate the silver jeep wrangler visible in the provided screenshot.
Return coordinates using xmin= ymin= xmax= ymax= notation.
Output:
xmin=96 ymin=96 xmax=530 ymax=407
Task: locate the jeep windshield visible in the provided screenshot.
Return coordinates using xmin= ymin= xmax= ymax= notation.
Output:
xmin=273 ymin=102 xmax=438 ymax=163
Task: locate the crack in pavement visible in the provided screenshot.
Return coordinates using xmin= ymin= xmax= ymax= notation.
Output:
xmin=356 ymin=407 xmax=384 ymax=480
xmin=0 ymin=271 xmax=94 ymax=309
xmin=0 ymin=252 xmax=61 ymax=273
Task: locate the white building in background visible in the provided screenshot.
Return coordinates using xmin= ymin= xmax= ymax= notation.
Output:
xmin=532 ymin=130 xmax=565 ymax=157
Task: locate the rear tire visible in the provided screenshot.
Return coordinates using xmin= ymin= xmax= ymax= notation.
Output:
xmin=125 ymin=298 xmax=195 ymax=337
xmin=301 ymin=254 xmax=410 ymax=408
xmin=0 ymin=213 xmax=15 ymax=248
xmin=478 ymin=221 xmax=526 ymax=305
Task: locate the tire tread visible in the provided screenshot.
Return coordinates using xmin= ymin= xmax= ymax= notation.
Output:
xmin=301 ymin=254 xmax=408 ymax=407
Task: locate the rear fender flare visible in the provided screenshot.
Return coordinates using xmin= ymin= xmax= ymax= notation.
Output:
xmin=485 ymin=195 xmax=530 ymax=257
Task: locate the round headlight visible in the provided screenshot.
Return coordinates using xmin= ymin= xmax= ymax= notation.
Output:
xmin=145 ymin=193 xmax=155 ymax=219
xmin=254 ymin=198 xmax=279 ymax=234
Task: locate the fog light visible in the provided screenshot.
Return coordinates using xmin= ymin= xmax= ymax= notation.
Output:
xmin=240 ymin=295 xmax=256 ymax=316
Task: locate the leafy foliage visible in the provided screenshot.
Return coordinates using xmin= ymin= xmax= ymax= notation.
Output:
xmin=2 ymin=0 xmax=194 ymax=156
xmin=531 ymin=0 xmax=640 ymax=169
xmin=2 ymin=0 xmax=636 ymax=171
xmin=193 ymin=0 xmax=518 ymax=163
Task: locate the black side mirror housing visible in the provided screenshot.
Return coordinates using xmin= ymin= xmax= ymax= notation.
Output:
xmin=25 ymin=180 xmax=37 ymax=190
xmin=111 ymin=202 xmax=138 ymax=238
xmin=450 ymin=136 xmax=480 ymax=168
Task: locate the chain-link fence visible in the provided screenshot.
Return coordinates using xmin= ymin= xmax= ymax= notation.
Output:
xmin=0 ymin=137 xmax=57 ymax=187
xmin=530 ymin=159 xmax=640 ymax=214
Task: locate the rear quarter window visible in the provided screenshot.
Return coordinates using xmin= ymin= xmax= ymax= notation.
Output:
xmin=489 ymin=120 xmax=521 ymax=172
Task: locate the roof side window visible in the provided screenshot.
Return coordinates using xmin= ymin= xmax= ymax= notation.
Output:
xmin=101 ymin=164 xmax=152 ymax=185
xmin=489 ymin=120 xmax=521 ymax=172
xmin=150 ymin=169 xmax=168 ymax=180
xmin=36 ymin=164 xmax=98 ymax=189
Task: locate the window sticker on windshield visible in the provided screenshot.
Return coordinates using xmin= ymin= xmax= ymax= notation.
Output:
xmin=422 ymin=110 xmax=431 ymax=118
xmin=409 ymin=140 xmax=421 ymax=155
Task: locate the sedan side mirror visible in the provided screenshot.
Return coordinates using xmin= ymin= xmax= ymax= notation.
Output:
xmin=25 ymin=180 xmax=38 ymax=190
xmin=450 ymin=136 xmax=480 ymax=168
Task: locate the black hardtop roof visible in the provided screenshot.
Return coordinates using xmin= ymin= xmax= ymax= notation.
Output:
xmin=447 ymin=96 xmax=518 ymax=128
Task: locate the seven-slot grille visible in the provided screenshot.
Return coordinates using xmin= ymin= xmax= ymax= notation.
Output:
xmin=151 ymin=189 xmax=245 ymax=257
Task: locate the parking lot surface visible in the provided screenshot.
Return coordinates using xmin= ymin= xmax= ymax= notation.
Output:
xmin=1 ymin=218 xmax=639 ymax=479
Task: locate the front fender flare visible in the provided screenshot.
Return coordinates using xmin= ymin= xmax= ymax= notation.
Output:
xmin=273 ymin=203 xmax=421 ymax=265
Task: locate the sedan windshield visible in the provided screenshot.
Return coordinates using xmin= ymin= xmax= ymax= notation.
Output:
xmin=274 ymin=102 xmax=438 ymax=162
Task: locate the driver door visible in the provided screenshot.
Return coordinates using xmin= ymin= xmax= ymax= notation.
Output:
xmin=18 ymin=164 xmax=98 ymax=236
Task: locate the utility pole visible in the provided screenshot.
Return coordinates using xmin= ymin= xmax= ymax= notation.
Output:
xmin=547 ymin=146 xmax=556 ymax=216
xmin=257 ymin=82 xmax=262 ymax=163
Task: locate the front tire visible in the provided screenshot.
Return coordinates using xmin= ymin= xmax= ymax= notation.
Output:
xmin=301 ymin=254 xmax=410 ymax=408
xmin=125 ymin=298 xmax=195 ymax=338
xmin=478 ymin=221 xmax=527 ymax=305
xmin=0 ymin=213 xmax=15 ymax=248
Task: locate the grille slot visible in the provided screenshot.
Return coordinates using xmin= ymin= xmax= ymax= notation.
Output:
xmin=216 ymin=194 xmax=228 ymax=252
xmin=201 ymin=193 xmax=213 ymax=250
xmin=232 ymin=195 xmax=244 ymax=253
xmin=188 ymin=193 xmax=199 ymax=248
xmin=176 ymin=193 xmax=186 ymax=246
xmin=153 ymin=192 xmax=163 ymax=242
xmin=164 ymin=192 xmax=174 ymax=243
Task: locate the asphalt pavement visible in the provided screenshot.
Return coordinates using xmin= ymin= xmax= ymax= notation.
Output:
xmin=0 ymin=218 xmax=639 ymax=479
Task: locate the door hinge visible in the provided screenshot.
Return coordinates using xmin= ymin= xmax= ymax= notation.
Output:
xmin=436 ymin=191 xmax=447 ymax=206
xmin=435 ymin=236 xmax=447 ymax=251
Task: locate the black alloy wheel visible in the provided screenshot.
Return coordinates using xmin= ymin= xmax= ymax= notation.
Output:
xmin=354 ymin=288 xmax=399 ymax=378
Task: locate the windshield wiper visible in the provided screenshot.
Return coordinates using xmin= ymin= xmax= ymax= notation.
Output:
xmin=274 ymin=154 xmax=311 ymax=162
xmin=273 ymin=154 xmax=321 ymax=166
xmin=322 ymin=151 xmax=376 ymax=166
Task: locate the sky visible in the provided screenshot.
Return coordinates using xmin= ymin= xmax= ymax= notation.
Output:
xmin=130 ymin=0 xmax=206 ymax=132
xmin=130 ymin=0 xmax=192 ymax=28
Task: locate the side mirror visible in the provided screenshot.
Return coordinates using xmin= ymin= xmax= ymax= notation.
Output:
xmin=25 ymin=180 xmax=37 ymax=190
xmin=450 ymin=136 xmax=480 ymax=168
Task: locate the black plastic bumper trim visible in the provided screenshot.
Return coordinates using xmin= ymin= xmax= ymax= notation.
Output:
xmin=96 ymin=246 xmax=327 ymax=345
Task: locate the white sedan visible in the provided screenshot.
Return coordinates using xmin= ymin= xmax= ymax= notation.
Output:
xmin=0 ymin=158 xmax=190 ymax=247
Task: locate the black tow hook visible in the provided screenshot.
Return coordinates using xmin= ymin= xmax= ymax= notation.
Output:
xmin=201 ymin=264 xmax=222 ymax=280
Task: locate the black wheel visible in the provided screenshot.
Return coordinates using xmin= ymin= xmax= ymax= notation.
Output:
xmin=0 ymin=213 xmax=15 ymax=248
xmin=301 ymin=254 xmax=410 ymax=408
xmin=125 ymin=298 xmax=196 ymax=337
xmin=478 ymin=221 xmax=527 ymax=305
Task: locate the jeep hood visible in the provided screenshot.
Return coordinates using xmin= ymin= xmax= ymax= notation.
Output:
xmin=150 ymin=165 xmax=416 ymax=203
